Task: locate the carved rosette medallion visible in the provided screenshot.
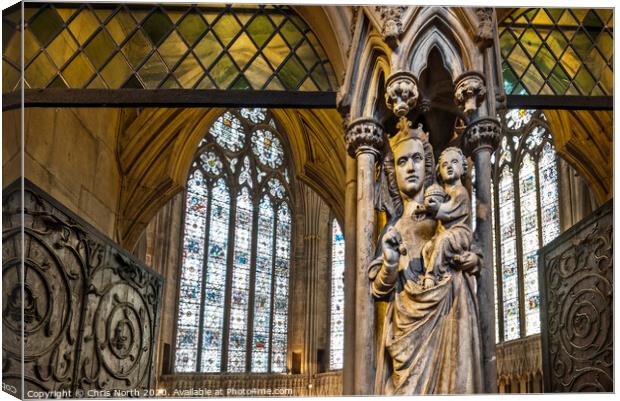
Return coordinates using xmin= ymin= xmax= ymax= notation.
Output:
xmin=463 ymin=117 xmax=500 ymax=155
xmin=375 ymin=6 xmax=406 ymax=48
xmin=454 ymin=71 xmax=487 ymax=116
xmin=385 ymin=71 xmax=419 ymax=118
xmin=475 ymin=8 xmax=494 ymax=48
xmin=345 ymin=117 xmax=384 ymax=158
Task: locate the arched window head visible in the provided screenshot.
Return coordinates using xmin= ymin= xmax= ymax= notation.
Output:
xmin=491 ymin=109 xmax=561 ymax=342
xmin=175 ymin=108 xmax=293 ymax=373
xmin=329 ymin=219 xmax=345 ymax=370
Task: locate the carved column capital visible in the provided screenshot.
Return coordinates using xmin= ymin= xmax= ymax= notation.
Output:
xmin=454 ymin=71 xmax=487 ymax=116
xmin=375 ymin=6 xmax=406 ymax=48
xmin=385 ymin=71 xmax=419 ymax=117
xmin=345 ymin=117 xmax=384 ymax=158
xmin=463 ymin=117 xmax=501 ymax=156
xmin=475 ymin=8 xmax=494 ymax=48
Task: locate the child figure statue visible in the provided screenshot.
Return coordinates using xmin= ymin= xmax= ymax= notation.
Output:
xmin=421 ymin=147 xmax=473 ymax=289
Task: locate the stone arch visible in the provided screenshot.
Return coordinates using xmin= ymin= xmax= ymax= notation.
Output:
xmin=118 ymin=108 xmax=345 ymax=250
xmin=399 ymin=7 xmax=480 ymax=79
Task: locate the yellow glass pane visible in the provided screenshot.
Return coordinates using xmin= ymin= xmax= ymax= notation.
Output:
xmin=228 ymin=32 xmax=257 ymax=70
xmin=265 ymin=76 xmax=284 ymax=90
xmin=55 ymin=7 xmax=77 ymax=22
xmin=87 ymin=74 xmax=106 ymax=89
xmin=69 ymin=9 xmax=99 ymax=45
xmin=138 ymin=53 xmax=168 ymax=89
xmin=196 ymin=75 xmax=216 ymax=89
xmin=599 ymin=65 xmax=612 ymax=94
xmin=174 ymin=53 xmax=203 ymax=88
xmin=23 ymin=30 xmax=40 ymax=65
xmin=235 ymin=12 xmax=253 ymax=27
xmin=84 ymin=29 xmax=116 ymax=69
xmin=520 ymin=28 xmax=542 ymax=58
xmin=122 ymin=30 xmax=151 ymax=68
xmin=2 ymin=61 xmax=20 ymax=92
xmin=25 ymin=53 xmax=56 ymax=87
xmin=311 ymin=65 xmax=329 ymax=91
xmin=212 ymin=14 xmax=241 ymax=44
xmin=306 ymin=32 xmax=326 ymax=60
xmin=521 ymin=64 xmax=544 ymax=94
xmin=507 ymin=44 xmax=529 ymax=77
xmin=244 ymin=54 xmax=273 ymax=89
xmin=4 ymin=31 xmax=22 ymax=65
xmin=559 ymin=46 xmax=580 ymax=77
xmin=262 ymin=33 xmax=288 ymax=70
xmin=178 ymin=11 xmax=207 ymax=46
xmin=194 ymin=31 xmax=223 ymax=69
xmin=106 ymin=9 xmax=136 ymax=45
xmin=62 ymin=52 xmax=95 ymax=88
xmin=531 ymin=10 xmax=553 ymax=26
xmin=46 ymin=30 xmax=79 ymax=69
xmin=299 ymin=76 xmax=318 ymax=91
xmin=208 ymin=53 xmax=237 ymax=89
xmin=158 ymin=30 xmax=188 ymax=69
xmin=160 ymin=75 xmax=181 ymax=88
xmin=101 ymin=53 xmax=131 ymax=88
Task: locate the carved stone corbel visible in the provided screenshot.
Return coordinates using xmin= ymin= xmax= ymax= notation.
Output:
xmin=454 ymin=71 xmax=487 ymax=117
xmin=375 ymin=6 xmax=406 ymax=48
xmin=345 ymin=117 xmax=384 ymax=158
xmin=385 ymin=71 xmax=419 ymax=118
xmin=463 ymin=117 xmax=501 ymax=156
xmin=475 ymin=8 xmax=494 ymax=49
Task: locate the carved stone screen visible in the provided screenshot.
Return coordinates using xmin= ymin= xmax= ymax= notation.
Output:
xmin=539 ymin=200 xmax=613 ymax=392
xmin=2 ymin=181 xmax=163 ymax=398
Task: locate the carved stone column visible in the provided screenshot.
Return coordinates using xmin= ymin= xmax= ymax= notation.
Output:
xmin=463 ymin=117 xmax=501 ymax=393
xmin=345 ymin=117 xmax=384 ymax=395
xmin=454 ymin=71 xmax=487 ymax=117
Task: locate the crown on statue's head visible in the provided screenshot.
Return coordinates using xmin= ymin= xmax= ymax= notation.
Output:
xmin=390 ymin=117 xmax=429 ymax=149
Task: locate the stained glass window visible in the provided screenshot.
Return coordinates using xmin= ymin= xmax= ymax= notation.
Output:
xmin=3 ymin=3 xmax=337 ymax=92
xmin=499 ymin=8 xmax=613 ymax=96
xmin=329 ymin=219 xmax=345 ymax=370
xmin=175 ymin=108 xmax=292 ymax=373
xmin=491 ymin=109 xmax=561 ymax=342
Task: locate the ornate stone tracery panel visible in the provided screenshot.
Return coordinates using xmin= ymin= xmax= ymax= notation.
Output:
xmin=539 ymin=201 xmax=613 ymax=392
xmin=2 ymin=181 xmax=162 ymax=398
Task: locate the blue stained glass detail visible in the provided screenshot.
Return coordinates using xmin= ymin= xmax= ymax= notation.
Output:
xmin=330 ymin=219 xmax=345 ymax=370
xmin=271 ymin=202 xmax=291 ymax=373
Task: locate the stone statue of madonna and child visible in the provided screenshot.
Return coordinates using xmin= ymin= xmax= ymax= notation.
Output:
xmin=369 ymin=118 xmax=484 ymax=394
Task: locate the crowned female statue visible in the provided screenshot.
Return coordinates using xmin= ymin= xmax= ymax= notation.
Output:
xmin=369 ymin=118 xmax=484 ymax=394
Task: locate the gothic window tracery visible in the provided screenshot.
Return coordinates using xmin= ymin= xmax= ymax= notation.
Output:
xmin=175 ymin=108 xmax=292 ymax=373
xmin=329 ymin=219 xmax=345 ymax=370
xmin=491 ymin=109 xmax=561 ymax=342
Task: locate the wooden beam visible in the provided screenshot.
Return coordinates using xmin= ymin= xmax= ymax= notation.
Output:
xmin=3 ymin=89 xmax=337 ymax=110
xmin=507 ymin=95 xmax=612 ymax=111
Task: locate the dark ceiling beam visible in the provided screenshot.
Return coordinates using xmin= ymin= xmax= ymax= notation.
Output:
xmin=2 ymin=89 xmax=338 ymax=110
xmin=507 ymin=95 xmax=613 ymax=111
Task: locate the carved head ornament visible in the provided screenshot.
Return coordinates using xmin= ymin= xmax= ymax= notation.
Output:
xmin=454 ymin=71 xmax=487 ymax=116
xmin=385 ymin=72 xmax=419 ymax=118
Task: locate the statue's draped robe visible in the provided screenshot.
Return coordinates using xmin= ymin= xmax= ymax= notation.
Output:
xmin=369 ymin=213 xmax=484 ymax=395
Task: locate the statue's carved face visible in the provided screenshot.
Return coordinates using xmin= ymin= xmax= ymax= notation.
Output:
xmin=393 ymin=139 xmax=425 ymax=199
xmin=438 ymin=148 xmax=464 ymax=184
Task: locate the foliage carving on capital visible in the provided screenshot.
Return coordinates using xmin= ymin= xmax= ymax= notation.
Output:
xmin=463 ymin=117 xmax=501 ymax=155
xmin=385 ymin=71 xmax=419 ymax=117
xmin=454 ymin=71 xmax=487 ymax=116
xmin=475 ymin=8 xmax=494 ymax=48
xmin=375 ymin=6 xmax=407 ymax=48
xmin=345 ymin=117 xmax=384 ymax=158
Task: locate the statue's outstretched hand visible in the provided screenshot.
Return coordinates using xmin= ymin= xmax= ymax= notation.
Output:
xmin=382 ymin=226 xmax=402 ymax=268
xmin=452 ymin=251 xmax=480 ymax=274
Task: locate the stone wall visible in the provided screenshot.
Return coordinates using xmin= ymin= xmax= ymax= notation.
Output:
xmin=14 ymin=108 xmax=127 ymax=240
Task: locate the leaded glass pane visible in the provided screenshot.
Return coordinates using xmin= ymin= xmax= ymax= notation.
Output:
xmin=227 ymin=187 xmax=253 ymax=372
xmin=499 ymin=167 xmax=520 ymax=341
xmin=539 ymin=142 xmax=561 ymax=245
xmin=175 ymin=169 xmax=208 ymax=372
xmin=330 ymin=220 xmax=345 ymax=370
xmin=251 ymin=196 xmax=275 ymax=372
xmin=519 ymin=155 xmax=541 ymax=336
xmin=176 ymin=108 xmax=291 ymax=373
xmin=209 ymin=112 xmax=245 ymax=152
xmin=251 ymin=130 xmax=284 ymax=169
xmin=8 ymin=3 xmax=337 ymax=92
xmin=271 ymin=202 xmax=291 ymax=373
xmin=500 ymin=8 xmax=613 ymax=96
xmin=200 ymin=178 xmax=231 ymax=372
